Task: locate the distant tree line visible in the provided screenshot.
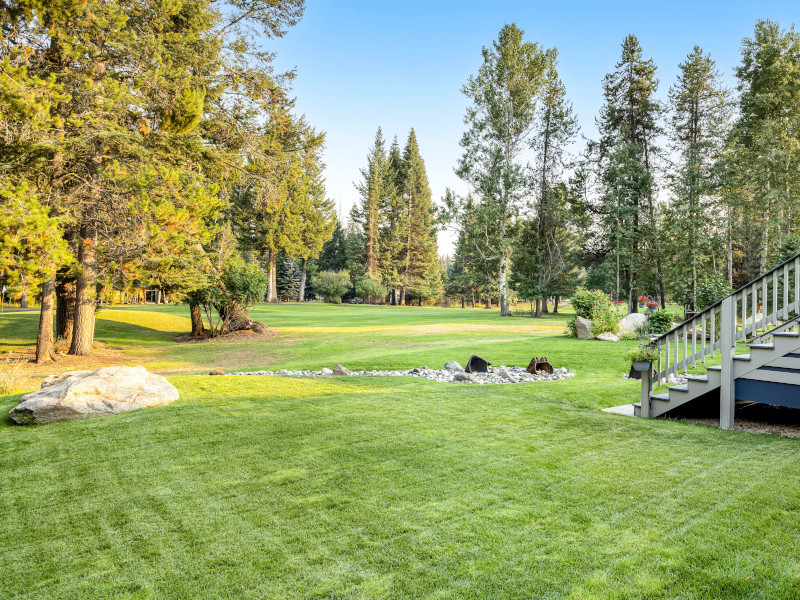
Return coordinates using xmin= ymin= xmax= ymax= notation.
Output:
xmin=442 ymin=20 xmax=800 ymax=316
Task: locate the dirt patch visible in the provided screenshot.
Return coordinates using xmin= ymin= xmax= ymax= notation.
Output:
xmin=667 ymin=402 xmax=800 ymax=438
xmin=173 ymin=329 xmax=280 ymax=344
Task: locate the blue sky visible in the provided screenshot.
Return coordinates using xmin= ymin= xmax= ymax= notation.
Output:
xmin=271 ymin=1 xmax=799 ymax=253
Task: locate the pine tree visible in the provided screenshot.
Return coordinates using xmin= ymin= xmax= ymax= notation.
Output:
xmin=456 ymin=24 xmax=552 ymax=316
xmin=666 ymin=46 xmax=731 ymax=309
xmin=378 ymin=137 xmax=407 ymax=303
xmin=400 ymin=129 xmax=440 ymax=303
xmin=593 ymin=34 xmax=663 ymax=312
xmin=355 ymin=129 xmax=391 ymax=280
xmin=728 ymin=20 xmax=800 ymax=277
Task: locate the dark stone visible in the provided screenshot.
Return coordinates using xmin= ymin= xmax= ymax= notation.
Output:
xmin=209 ymin=369 xmax=225 ymax=376
xmin=465 ymin=355 xmax=491 ymax=373
xmin=628 ymin=365 xmax=642 ymax=380
xmin=526 ymin=357 xmax=554 ymax=375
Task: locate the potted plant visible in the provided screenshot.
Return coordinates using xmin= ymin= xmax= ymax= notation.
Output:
xmin=627 ymin=345 xmax=658 ymax=372
xmin=645 ymin=300 xmax=659 ymax=315
xmin=637 ymin=294 xmax=649 ymax=309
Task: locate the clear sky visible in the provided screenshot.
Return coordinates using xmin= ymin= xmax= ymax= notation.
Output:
xmin=270 ymin=1 xmax=799 ymax=254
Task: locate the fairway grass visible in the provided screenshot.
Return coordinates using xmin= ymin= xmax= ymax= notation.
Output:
xmin=1 ymin=304 xmax=799 ymax=598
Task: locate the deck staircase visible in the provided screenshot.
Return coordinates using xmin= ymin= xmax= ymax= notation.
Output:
xmin=635 ymin=253 xmax=800 ymax=428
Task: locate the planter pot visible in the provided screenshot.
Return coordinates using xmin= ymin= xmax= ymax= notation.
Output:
xmin=632 ymin=361 xmax=652 ymax=372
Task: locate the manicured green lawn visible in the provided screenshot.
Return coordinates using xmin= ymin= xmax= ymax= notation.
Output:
xmin=1 ymin=304 xmax=799 ymax=598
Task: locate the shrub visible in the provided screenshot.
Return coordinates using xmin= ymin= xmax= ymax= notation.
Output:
xmin=695 ymin=274 xmax=732 ymax=311
xmin=0 ymin=353 xmax=25 ymax=395
xmin=311 ymin=270 xmax=351 ymax=303
xmin=568 ymin=287 xmax=623 ymax=337
xmin=354 ymin=277 xmax=386 ymax=304
xmin=646 ymin=309 xmax=673 ymax=335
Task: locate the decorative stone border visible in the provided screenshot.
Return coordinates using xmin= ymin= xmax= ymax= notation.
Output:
xmin=219 ymin=366 xmax=574 ymax=384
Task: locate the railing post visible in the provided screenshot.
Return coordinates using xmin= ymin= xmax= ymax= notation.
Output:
xmin=720 ymin=295 xmax=736 ymax=430
xmin=640 ymin=367 xmax=651 ymax=418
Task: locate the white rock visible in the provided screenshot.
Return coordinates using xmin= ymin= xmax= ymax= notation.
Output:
xmin=320 ymin=368 xmax=333 ymax=375
xmin=10 ymin=366 xmax=179 ymax=425
xmin=333 ymin=364 xmax=351 ymax=376
xmin=575 ymin=316 xmax=593 ymax=339
xmin=596 ymin=332 xmax=620 ymax=342
xmin=617 ymin=312 xmax=647 ymax=334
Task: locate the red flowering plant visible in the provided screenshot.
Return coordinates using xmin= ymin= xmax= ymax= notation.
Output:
xmin=646 ymin=301 xmax=659 ymax=310
xmin=637 ymin=295 xmax=650 ymax=304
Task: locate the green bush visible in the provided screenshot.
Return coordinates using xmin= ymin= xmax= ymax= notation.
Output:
xmin=696 ymin=274 xmax=732 ymax=311
xmin=311 ymin=270 xmax=351 ymax=303
xmin=354 ymin=277 xmax=386 ymax=304
xmin=567 ymin=287 xmax=623 ymax=337
xmin=646 ymin=309 xmax=673 ymax=335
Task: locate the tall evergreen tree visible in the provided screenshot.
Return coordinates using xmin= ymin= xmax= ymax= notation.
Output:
xmin=355 ymin=128 xmax=391 ymax=280
xmin=728 ymin=20 xmax=800 ymax=277
xmin=593 ymin=34 xmax=663 ymax=312
xmin=400 ymin=129 xmax=440 ymax=303
xmin=666 ymin=46 xmax=731 ymax=309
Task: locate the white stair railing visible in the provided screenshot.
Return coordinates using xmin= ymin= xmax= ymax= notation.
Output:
xmin=642 ymin=253 xmax=800 ymax=398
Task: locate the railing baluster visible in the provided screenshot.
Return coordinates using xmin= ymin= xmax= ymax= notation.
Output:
xmin=773 ymin=272 xmax=779 ymax=327
xmin=692 ymin=319 xmax=697 ymax=368
xmin=739 ymin=292 xmax=745 ymax=341
xmin=795 ymin=258 xmax=800 ymax=315
xmin=701 ymin=315 xmax=706 ymax=363
xmin=762 ymin=275 xmax=768 ymax=335
xmin=784 ymin=264 xmax=790 ymax=320
xmin=674 ymin=330 xmax=679 ymax=376
xmin=711 ymin=309 xmax=716 ymax=359
xmin=750 ymin=285 xmax=758 ymax=338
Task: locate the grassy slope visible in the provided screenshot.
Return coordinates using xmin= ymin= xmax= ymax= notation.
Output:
xmin=1 ymin=304 xmax=799 ymax=599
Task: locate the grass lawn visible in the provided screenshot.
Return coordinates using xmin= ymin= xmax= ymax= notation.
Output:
xmin=2 ymin=303 xmax=799 ymax=598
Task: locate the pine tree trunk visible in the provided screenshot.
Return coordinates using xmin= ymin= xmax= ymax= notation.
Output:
xmin=190 ymin=302 xmax=204 ymax=336
xmin=542 ymin=295 xmax=549 ymax=314
xmin=485 ymin=297 xmax=492 ymax=310
xmin=35 ymin=276 xmax=56 ymax=364
xmin=399 ymin=288 xmax=406 ymax=305
xmin=535 ymin=298 xmax=541 ymax=318
xmin=56 ymin=277 xmax=75 ymax=342
xmin=461 ymin=297 xmax=465 ymax=309
xmin=267 ymin=251 xmax=278 ymax=302
xmin=553 ymin=295 xmax=560 ymax=314
xmin=69 ymin=222 xmax=97 ymax=356
xmin=298 ymin=259 xmax=307 ymax=302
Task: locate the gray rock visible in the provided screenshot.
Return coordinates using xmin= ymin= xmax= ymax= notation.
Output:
xmin=453 ymin=372 xmax=476 ymax=382
xmin=575 ymin=316 xmax=593 ymax=339
xmin=617 ymin=312 xmax=647 ymax=334
xmin=444 ymin=360 xmax=465 ymax=372
xmin=498 ymin=368 xmax=512 ymax=380
xmin=320 ymin=368 xmax=333 ymax=375
xmin=10 ymin=366 xmax=179 ymax=425
xmin=333 ymin=364 xmax=351 ymax=376
xmin=596 ymin=332 xmax=620 ymax=342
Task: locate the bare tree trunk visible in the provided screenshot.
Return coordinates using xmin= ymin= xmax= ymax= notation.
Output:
xmin=553 ymin=295 xmax=560 ymax=314
xmin=266 ymin=251 xmax=278 ymax=302
xmin=461 ymin=297 xmax=465 ymax=309
xmin=69 ymin=222 xmax=97 ymax=356
xmin=19 ymin=276 xmax=28 ymax=308
xmin=535 ymin=298 xmax=541 ymax=318
xmin=399 ymin=288 xmax=406 ymax=305
xmin=541 ymin=294 xmax=549 ymax=314
xmin=56 ymin=277 xmax=75 ymax=342
xmin=471 ymin=293 xmax=475 ymax=308
xmin=298 ymin=259 xmax=307 ymax=302
xmin=498 ymin=250 xmax=510 ymax=316
xmin=190 ymin=302 xmax=204 ymax=336
xmin=35 ymin=276 xmax=56 ymax=363
xmin=485 ymin=297 xmax=492 ymax=310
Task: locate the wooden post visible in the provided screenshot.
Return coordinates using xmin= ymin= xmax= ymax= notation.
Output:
xmin=720 ymin=295 xmax=736 ymax=430
xmin=640 ymin=367 xmax=652 ymax=418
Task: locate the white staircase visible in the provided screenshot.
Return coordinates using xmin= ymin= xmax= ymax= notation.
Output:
xmin=635 ymin=253 xmax=800 ymax=428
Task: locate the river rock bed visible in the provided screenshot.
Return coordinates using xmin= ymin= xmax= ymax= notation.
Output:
xmin=220 ymin=365 xmax=574 ymax=384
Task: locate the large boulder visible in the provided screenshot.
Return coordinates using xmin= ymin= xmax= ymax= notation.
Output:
xmin=333 ymin=364 xmax=351 ymax=376
xmin=617 ymin=312 xmax=647 ymax=334
xmin=9 ymin=366 xmax=179 ymax=425
xmin=575 ymin=316 xmax=593 ymax=340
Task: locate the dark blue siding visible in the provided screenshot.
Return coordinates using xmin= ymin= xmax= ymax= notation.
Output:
xmin=736 ymin=379 xmax=800 ymax=408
